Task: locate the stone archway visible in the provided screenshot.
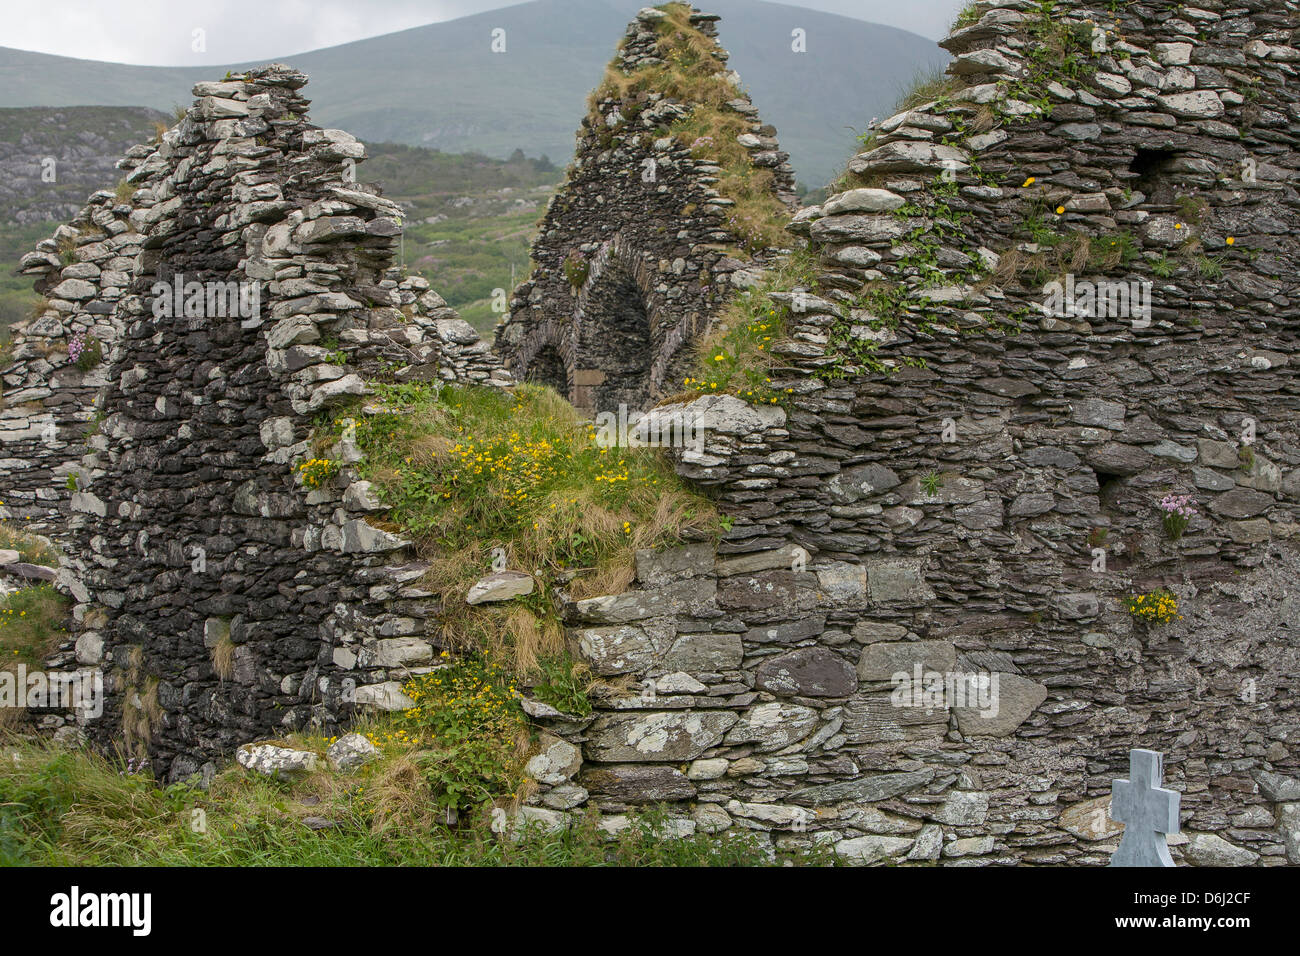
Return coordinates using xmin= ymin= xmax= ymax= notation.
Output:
xmin=525 ymin=341 xmax=570 ymax=396
xmin=571 ymin=240 xmax=655 ymax=416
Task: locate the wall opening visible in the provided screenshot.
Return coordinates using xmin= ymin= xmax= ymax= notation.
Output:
xmin=1092 ymin=468 xmax=1124 ymax=508
xmin=1129 ymin=148 xmax=1181 ymax=203
xmin=526 ymin=343 xmax=570 ymax=397
xmin=576 ymin=258 xmax=653 ymax=414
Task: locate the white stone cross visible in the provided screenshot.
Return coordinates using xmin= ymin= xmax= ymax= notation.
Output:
xmin=1109 ymin=748 xmax=1180 ymax=867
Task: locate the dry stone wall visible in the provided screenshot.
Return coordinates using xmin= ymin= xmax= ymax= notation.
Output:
xmin=6 ymin=1 xmax=1299 ymax=866
xmin=18 ymin=66 xmax=508 ymax=781
xmin=518 ymin=0 xmax=1300 ymax=866
xmin=1 ymin=153 xmax=154 ymax=540
xmin=496 ymin=7 xmax=797 ymax=414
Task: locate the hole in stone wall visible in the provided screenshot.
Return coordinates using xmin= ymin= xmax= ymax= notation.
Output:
xmin=1129 ymin=148 xmax=1180 ymax=204
xmin=578 ymin=259 xmax=653 ymax=412
xmin=1093 ymin=468 xmax=1124 ymax=507
xmin=526 ymin=344 xmax=569 ymax=397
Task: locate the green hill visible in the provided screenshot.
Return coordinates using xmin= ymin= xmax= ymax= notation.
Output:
xmin=0 ymin=0 xmax=945 ymax=188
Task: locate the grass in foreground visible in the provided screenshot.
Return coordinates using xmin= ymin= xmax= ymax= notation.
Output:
xmin=0 ymin=738 xmax=829 ymax=867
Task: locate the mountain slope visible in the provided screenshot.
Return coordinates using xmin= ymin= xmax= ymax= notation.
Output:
xmin=0 ymin=106 xmax=168 ymax=226
xmin=0 ymin=0 xmax=944 ymax=186
xmin=0 ymin=106 xmax=170 ymax=333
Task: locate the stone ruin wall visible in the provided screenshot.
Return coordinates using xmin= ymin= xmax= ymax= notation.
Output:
xmin=496 ymin=7 xmax=797 ymax=414
xmin=514 ymin=0 xmax=1300 ymax=866
xmin=4 ymin=2 xmax=1299 ymax=864
xmin=9 ymin=66 xmax=509 ymax=781
xmin=0 ymin=159 xmax=151 ymax=542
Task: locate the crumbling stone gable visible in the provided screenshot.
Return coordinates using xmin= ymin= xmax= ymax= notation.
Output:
xmin=0 ymin=149 xmax=157 ymax=541
xmin=496 ymin=5 xmax=797 ymax=415
xmin=518 ymin=0 xmax=1300 ymax=865
xmin=22 ymin=65 xmax=508 ymax=780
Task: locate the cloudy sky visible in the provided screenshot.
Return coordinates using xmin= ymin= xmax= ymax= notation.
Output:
xmin=2 ymin=0 xmax=967 ymax=65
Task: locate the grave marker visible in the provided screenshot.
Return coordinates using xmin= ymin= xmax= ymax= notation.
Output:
xmin=1109 ymin=748 xmax=1180 ymax=867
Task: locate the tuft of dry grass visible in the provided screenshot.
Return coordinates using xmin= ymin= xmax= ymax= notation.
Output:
xmin=211 ymin=635 xmax=235 ymax=682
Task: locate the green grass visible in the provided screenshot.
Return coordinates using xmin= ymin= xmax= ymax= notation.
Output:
xmin=0 ymin=738 xmax=830 ymax=866
xmin=684 ymin=246 xmax=818 ymax=402
xmin=314 ymin=380 xmax=716 ymax=672
xmin=0 ymin=523 xmax=59 ymax=567
xmin=0 ymin=585 xmax=70 ymax=668
xmin=587 ymin=2 xmax=792 ymax=255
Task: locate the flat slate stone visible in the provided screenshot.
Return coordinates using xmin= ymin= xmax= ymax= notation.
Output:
xmin=857 ymin=640 xmax=956 ymax=681
xmin=582 ymin=765 xmax=696 ymax=803
xmin=585 ymin=711 xmax=737 ymax=762
xmin=0 ymin=562 xmax=56 ymax=582
xmin=755 ymin=647 xmax=858 ymax=697
xmin=790 ymin=768 xmax=937 ymax=807
xmin=952 ymin=673 xmax=1048 ymax=737
xmin=466 ymin=570 xmax=535 ymax=605
xmin=723 ymin=702 xmax=819 ymax=751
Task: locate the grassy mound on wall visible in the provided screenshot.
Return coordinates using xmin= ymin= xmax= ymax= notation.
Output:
xmin=588 ymin=2 xmax=791 ymax=254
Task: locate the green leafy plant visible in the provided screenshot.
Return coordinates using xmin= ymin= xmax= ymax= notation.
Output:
xmin=1194 ymin=254 xmax=1225 ymax=280
xmin=530 ymin=653 xmax=593 ymax=717
xmin=563 ymin=251 xmax=589 ymax=290
xmin=387 ymin=656 xmax=528 ymax=810
xmin=1151 ymin=254 xmax=1176 ymax=278
xmin=921 ymin=470 xmax=944 ymax=497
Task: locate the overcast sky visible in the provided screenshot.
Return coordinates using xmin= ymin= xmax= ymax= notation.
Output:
xmin=0 ymin=0 xmax=967 ymax=65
